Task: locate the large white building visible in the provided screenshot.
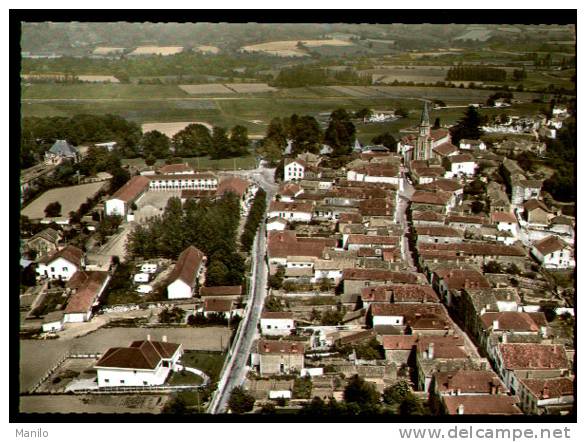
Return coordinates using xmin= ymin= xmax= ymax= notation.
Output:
xmin=531 ymin=235 xmax=575 ymax=269
xmin=268 ymin=201 xmax=313 ymax=223
xmin=95 ymin=338 xmax=183 ymax=388
xmin=36 ymin=245 xmax=84 ymax=281
xmin=105 ymin=175 xmax=151 ymax=217
xmin=166 ymin=246 xmax=207 ymax=299
xmin=260 ymin=311 xmax=295 ymax=336
xmin=284 ymin=159 xmax=307 ymax=182
xmin=148 ymin=173 xmax=218 ymax=191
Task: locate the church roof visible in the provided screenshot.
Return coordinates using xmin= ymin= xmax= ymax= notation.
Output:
xmin=48 ymin=140 xmax=77 ymax=156
xmin=420 ymin=101 xmax=430 ymax=126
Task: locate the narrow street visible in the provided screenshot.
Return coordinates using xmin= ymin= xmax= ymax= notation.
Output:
xmin=396 ymin=169 xmax=416 ymax=271
xmin=208 ymin=165 xmax=277 ymax=414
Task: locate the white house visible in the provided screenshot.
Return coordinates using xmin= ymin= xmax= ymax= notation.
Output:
xmin=260 ymin=311 xmax=295 ymax=336
xmin=459 ymin=139 xmax=487 ymax=151
xmin=444 ymin=154 xmax=477 ymax=178
xmin=347 ymin=164 xmax=401 ymax=186
xmin=531 ymin=235 xmax=575 ymax=269
xmin=266 ymin=217 xmax=288 ymax=231
xmin=95 ymin=141 xmax=117 ymax=152
xmin=284 ymin=159 xmax=307 ymax=182
xmin=95 ymin=337 xmax=183 ymax=388
xmin=105 ymin=175 xmax=151 ymax=217
xmin=491 ymin=211 xmax=519 ymax=237
xmin=36 ymin=245 xmax=84 ymax=281
xmin=148 ymin=173 xmax=218 ymax=191
xmin=268 ymin=201 xmax=313 ymax=223
xmin=166 ymin=246 xmax=207 ymax=299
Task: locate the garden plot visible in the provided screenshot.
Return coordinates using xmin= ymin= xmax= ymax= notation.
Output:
xmin=179 ymin=84 xmax=235 ymax=95
xmin=20 ymin=394 xmax=167 ymax=414
xmin=224 ymin=83 xmax=277 ymax=93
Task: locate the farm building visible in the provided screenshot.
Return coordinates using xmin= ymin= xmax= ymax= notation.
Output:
xmin=36 ymin=245 xmax=84 ymax=281
xmin=105 ymin=175 xmax=150 ymax=217
xmin=63 ymin=270 xmax=111 ymax=323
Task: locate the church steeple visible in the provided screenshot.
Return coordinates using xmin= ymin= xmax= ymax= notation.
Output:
xmin=419 ymin=101 xmax=431 ymax=137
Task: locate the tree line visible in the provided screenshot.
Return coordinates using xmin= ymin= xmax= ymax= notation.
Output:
xmin=270 ymin=65 xmax=371 ymax=88
xmin=445 ymin=65 xmax=508 ymax=82
xmin=127 ymin=193 xmax=245 ymax=287
xmin=240 ymin=189 xmax=267 ymax=252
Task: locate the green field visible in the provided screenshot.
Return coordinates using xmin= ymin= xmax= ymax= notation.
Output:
xmin=179 ymin=350 xmax=226 ymax=384
xmin=122 ymin=154 xmax=257 ymax=171
xmin=22 ymin=83 xmax=189 ymax=99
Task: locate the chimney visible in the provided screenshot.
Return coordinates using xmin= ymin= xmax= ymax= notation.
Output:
xmin=540 ymin=326 xmax=548 ymax=338
xmin=457 ymin=404 xmax=465 ymax=415
xmin=162 ymin=335 xmax=167 ymax=342
xmin=492 ymin=320 xmax=499 ymax=331
xmin=428 ymin=343 xmax=435 ymax=360
xmin=542 ymin=385 xmax=550 ymax=399
xmin=147 ymin=334 xmax=151 ymax=341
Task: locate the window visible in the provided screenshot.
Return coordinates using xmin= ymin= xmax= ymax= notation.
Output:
xmin=63 ymin=267 xmax=68 ymax=272
xmin=143 ymin=381 xmax=148 ymax=386
xmin=105 ymin=379 xmax=109 ymax=383
xmin=50 ymin=267 xmax=55 ymax=272
xmin=120 ymin=380 xmax=125 ymax=384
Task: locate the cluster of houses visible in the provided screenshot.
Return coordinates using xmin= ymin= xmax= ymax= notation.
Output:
xmin=247 ymin=103 xmax=574 ymax=415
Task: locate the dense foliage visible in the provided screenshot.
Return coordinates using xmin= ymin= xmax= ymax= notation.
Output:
xmin=449 ymin=106 xmax=485 ymax=145
xmin=240 ymin=189 xmax=267 ymax=252
xmin=324 ymin=108 xmax=356 ymax=156
xmin=271 ymin=65 xmax=370 ymax=88
xmin=446 ymin=65 xmax=507 ymax=82
xmin=228 ymin=386 xmax=256 ymax=414
xmin=127 ymin=193 xmax=244 ymax=286
xmin=543 ymin=116 xmax=576 ymax=202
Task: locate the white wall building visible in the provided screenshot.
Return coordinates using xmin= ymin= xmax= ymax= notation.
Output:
xmin=531 ymin=235 xmax=575 ymax=269
xmin=260 ymin=311 xmax=295 ymax=336
xmin=36 ymin=245 xmax=84 ymax=281
xmin=284 ymin=159 xmax=307 ymax=182
xmin=95 ymin=338 xmax=183 ymax=388
xmin=167 ymin=246 xmax=207 ymax=299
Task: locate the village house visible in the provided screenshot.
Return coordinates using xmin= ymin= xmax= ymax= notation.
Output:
xmin=36 ymin=245 xmax=84 ymax=281
xmin=63 ymin=270 xmax=111 ymax=323
xmin=412 ymin=211 xmax=446 ymax=226
xmin=493 ymin=343 xmax=571 ymax=395
xmin=266 ymin=217 xmax=288 ymax=231
xmin=432 ymin=369 xmax=507 ymax=398
xmin=25 ymin=227 xmax=62 ymax=258
xmin=443 ymin=153 xmax=477 ymax=179
xmin=491 ymin=211 xmax=518 ymax=237
xmin=105 ymin=175 xmax=151 ymax=217
xmin=342 ymin=269 xmax=426 ymax=296
xmin=199 ymin=285 xmax=243 ymax=302
xmin=267 ymin=231 xmax=334 ymax=270
xmin=415 ymin=226 xmax=464 ymax=245
xmin=347 ymin=163 xmax=401 ymax=186
xmin=251 ymin=339 xmax=305 ymax=376
xmin=382 ymin=335 xmax=465 ymax=366
xmin=516 ymin=377 xmax=574 ymax=415
xmin=148 ymin=172 xmax=218 ymax=192
xmin=268 ymin=201 xmax=313 ymax=223
xmin=360 ymin=284 xmax=439 ymax=310
xmin=284 ymin=158 xmax=309 ymax=182
xmin=44 ymin=139 xmax=79 ymax=165
xmin=548 ymin=216 xmax=575 ymax=238
xmin=432 ymin=142 xmax=459 ymax=161
xmin=487 ymin=181 xmax=511 ymax=213
xmin=95 ymin=337 xmax=183 ymax=388
xmin=419 ymin=242 xmax=527 ymax=269
xmin=312 ymin=256 xmax=356 ymax=285
xmin=411 ymin=190 xmax=454 ymax=214
xmin=277 ymin=183 xmax=303 ymax=202
xmin=531 ymin=235 xmax=575 ymax=269
xmin=432 ymin=268 xmax=491 ymax=306
xmin=512 ymin=179 xmax=543 ymax=207
xmin=345 ymin=234 xmax=400 ymax=251
xmin=419 ymin=178 xmax=465 ymax=206
xmin=367 ymin=303 xmax=452 ymax=334
xmin=166 ymin=246 xmax=207 ymax=299
xmin=446 ymin=214 xmax=486 ymax=230
xmin=523 ymin=199 xmax=551 ymax=226
xmin=459 ymin=139 xmax=487 ymax=151
xmin=260 ymin=311 xmax=295 ymax=336
xmin=216 ymin=176 xmax=257 ymax=215
xmin=198 ymin=298 xmax=237 ymax=319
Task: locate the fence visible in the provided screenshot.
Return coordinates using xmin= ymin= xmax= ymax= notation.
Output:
xmin=72 ymin=384 xmax=205 ymax=395
xmin=28 ymin=352 xmax=70 ymax=394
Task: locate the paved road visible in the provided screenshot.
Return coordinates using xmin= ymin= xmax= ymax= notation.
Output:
xmin=208 ymin=166 xmax=277 ymax=414
xmin=396 ymin=170 xmax=416 ymax=270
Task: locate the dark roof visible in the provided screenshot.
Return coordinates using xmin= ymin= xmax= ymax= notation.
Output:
xmin=48 ymin=140 xmax=77 ymax=156
xmin=443 ymin=395 xmax=522 ymax=415
xmin=167 ymin=246 xmax=206 ymax=288
xmin=64 ymin=271 xmax=109 ymax=314
xmin=533 ymin=235 xmax=568 ymax=256
xmin=29 ymin=227 xmax=61 ymax=244
xmin=519 ymin=377 xmax=574 ymax=400
xmin=257 ymin=339 xmax=304 ymax=354
xmin=499 ymin=343 xmax=569 ymax=370
xmin=433 ymin=142 xmax=458 ymax=156
xmin=204 ymin=298 xmax=233 ymax=313
xmin=95 ymin=340 xmax=181 ymax=370
xmin=199 ymin=285 xmax=242 ymax=297
xmin=261 ymin=311 xmax=294 ymax=320
xmin=216 ymin=176 xmax=251 ymax=197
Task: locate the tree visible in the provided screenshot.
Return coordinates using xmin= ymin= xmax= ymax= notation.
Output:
xmin=44 ymin=201 xmax=62 ymax=217
xmin=206 ymin=260 xmax=230 ymax=286
xmin=229 ymin=125 xmax=250 ymax=156
xmin=172 ymin=123 xmax=212 ymax=157
xmin=142 ymin=130 xmax=170 ymax=159
xmin=483 ymin=260 xmax=503 ymax=274
xmin=324 ymin=108 xmax=356 ymax=156
xmin=450 ymin=106 xmax=484 ymax=145
xmin=343 ymin=375 xmax=380 ymax=406
xmin=20 ymin=264 xmax=37 ymax=287
xmin=395 ymin=107 xmax=409 ymax=118
xmin=383 ymin=380 xmax=411 ymax=405
xmin=371 ymin=132 xmax=397 ymax=151
xmin=354 ymin=108 xmax=372 ymax=120
xmin=228 ymin=386 xmax=255 ymax=414
xmin=470 ymin=199 xmax=485 ymax=214
xmin=158 ymin=306 xmax=185 ymax=324
xmin=399 ymin=392 xmax=426 ymax=416
xmin=210 ymin=126 xmax=230 ymax=160
xmin=432 ymin=117 xmax=441 ymax=129
xmin=162 ymin=395 xmax=188 ymax=414
xmin=289 ymin=115 xmax=322 ymax=154
xmin=319 ymin=277 xmax=332 ymax=292
xmin=145 ymin=154 xmax=156 ymax=167
xmin=264 ymin=295 xmax=284 ymax=312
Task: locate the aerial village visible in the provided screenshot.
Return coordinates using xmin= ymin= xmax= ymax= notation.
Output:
xmin=19 ymin=98 xmax=575 ymax=416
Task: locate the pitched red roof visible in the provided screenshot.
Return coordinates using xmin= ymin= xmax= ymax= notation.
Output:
xmin=110 ymin=175 xmax=151 ymax=203
xmin=419 ymin=242 xmax=525 ymax=257
xmin=40 ymin=245 xmax=83 ymax=267
xmin=524 ymin=199 xmax=549 ymax=213
xmin=411 ymin=190 xmax=452 ymax=206
xmin=491 ymin=212 xmax=517 ymax=224
xmin=433 ymin=142 xmax=458 ymax=156
xmin=499 ymin=343 xmax=569 ymax=370
xmin=448 ymin=153 xmax=476 ymax=164
xmin=434 ymin=268 xmax=490 ymax=290
xmin=343 ymin=269 xmax=422 ymax=283
xmin=361 ymin=284 xmax=439 ymax=303
xmin=269 ymin=201 xmax=313 ymax=213
xmin=419 ymin=178 xmax=463 ymax=193
xmin=279 ymin=183 xmax=302 ymax=197
xmin=204 ymin=298 xmax=233 ymax=313
xmin=446 ymin=214 xmax=486 ymax=225
xmin=416 ymin=226 xmax=463 ymax=238
xmin=216 ymin=176 xmax=250 ymax=197
xmin=443 ymin=395 xmax=522 ymax=415
xmin=347 ymin=235 xmax=400 ymax=246
xmin=267 ymin=231 xmax=333 ymax=259
xmin=261 ymin=311 xmax=294 ymax=320
xmin=534 ymin=235 xmax=568 ymax=256
xmin=95 ymin=340 xmax=181 ymax=370
xmin=167 ymin=246 xmax=206 ymax=288
xmin=257 ymin=339 xmax=304 ymax=354
xmin=412 ymin=211 xmax=446 ymax=222
xmin=64 ymin=271 xmax=109 ymax=314
xmin=519 ymin=377 xmax=574 ymax=400
xmin=339 ymin=213 xmax=363 ymax=224
xmin=383 ymin=335 xmax=464 ymax=351
xmin=435 ymin=370 xmax=506 ymax=395
xmin=481 ymin=311 xmax=547 ymax=332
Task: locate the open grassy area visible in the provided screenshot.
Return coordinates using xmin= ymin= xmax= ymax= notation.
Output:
xmin=121 ymin=154 xmax=257 ymax=171
xmin=22 ymin=83 xmax=189 ymax=99
xmin=167 ymin=370 xmax=204 ymax=386
xmin=179 ymin=350 xmax=226 ymax=384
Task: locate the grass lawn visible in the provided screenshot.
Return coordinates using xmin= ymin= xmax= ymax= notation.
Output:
xmin=102 ymin=289 xmax=142 ymax=306
xmin=179 ymin=350 xmax=226 ymax=384
xmin=22 ymin=83 xmax=189 ymax=99
xmin=167 ymin=370 xmax=203 ymax=386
